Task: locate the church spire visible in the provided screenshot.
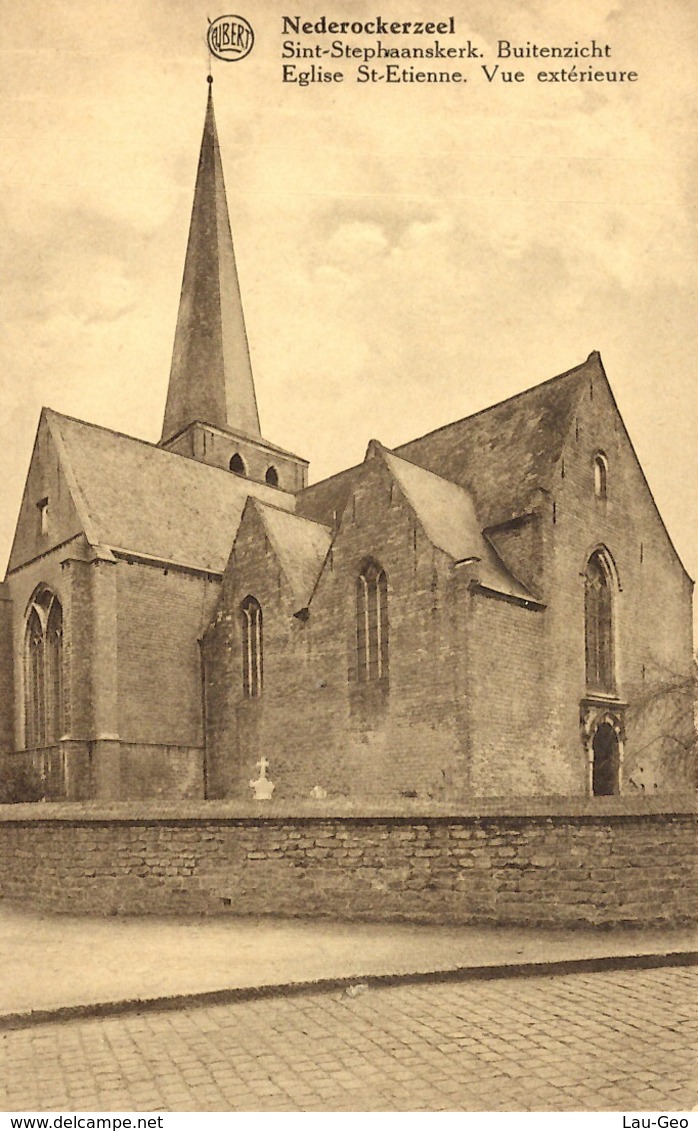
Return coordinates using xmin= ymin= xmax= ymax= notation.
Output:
xmin=161 ymin=78 xmax=261 ymax=444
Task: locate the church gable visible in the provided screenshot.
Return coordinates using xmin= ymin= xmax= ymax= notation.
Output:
xmin=310 ymin=440 xmax=538 ymax=611
xmin=214 ymin=498 xmax=332 ymax=620
xmin=251 ymin=503 xmax=332 ymax=612
xmin=535 ymin=357 xmax=695 ymax=795
xmin=378 ymin=444 xmax=537 ymax=604
xmin=7 ymin=411 xmax=87 ymax=574
xmin=556 ymin=358 xmax=690 ymax=585
xmin=23 ymin=411 xmax=296 ymax=575
xmin=297 ymin=354 xmax=594 ymax=536
xmin=396 ymin=354 xmax=592 ymax=528
xmin=206 ymin=441 xmax=473 ymax=802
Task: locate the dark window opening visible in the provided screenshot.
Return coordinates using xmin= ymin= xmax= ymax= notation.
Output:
xmin=585 ymin=551 xmax=615 ymax=694
xmin=593 ymin=453 xmax=608 ymax=500
xmin=229 ymin=453 xmax=246 ymax=476
xmin=37 ymin=497 xmax=49 ymax=536
xmin=592 ymin=722 xmax=619 ymax=796
xmin=241 ymin=596 xmax=262 ymax=698
xmin=265 ymin=466 xmax=279 ymax=487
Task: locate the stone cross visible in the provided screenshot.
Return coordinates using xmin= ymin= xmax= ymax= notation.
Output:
xmin=250 ymin=756 xmax=274 ymax=801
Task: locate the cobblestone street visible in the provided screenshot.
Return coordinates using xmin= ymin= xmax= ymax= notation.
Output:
xmin=2 ymin=967 xmax=696 ymax=1113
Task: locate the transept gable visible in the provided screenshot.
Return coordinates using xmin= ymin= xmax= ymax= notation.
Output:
xmin=308 ymin=439 xmax=538 ymax=607
xmin=6 ymin=411 xmax=86 ymax=575
xmin=374 ymin=443 xmax=537 ymax=603
xmin=557 ymin=357 xmax=691 ymax=583
xmin=8 ymin=409 xmax=295 ymax=578
xmin=221 ymin=497 xmax=331 ymax=615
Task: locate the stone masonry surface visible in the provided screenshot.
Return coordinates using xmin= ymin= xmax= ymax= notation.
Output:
xmin=1 ymin=967 xmax=696 ymax=1112
xmin=0 ymin=805 xmax=695 ymax=926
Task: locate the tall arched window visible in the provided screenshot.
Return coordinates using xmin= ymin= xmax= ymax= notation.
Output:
xmin=584 ymin=550 xmax=615 ymax=694
xmin=593 ymin=452 xmax=608 ymax=500
xmin=229 ymin=453 xmax=246 ymax=476
xmin=241 ymin=596 xmax=263 ymax=698
xmin=356 ymin=562 xmax=388 ymax=683
xmin=25 ymin=588 xmax=63 ymax=748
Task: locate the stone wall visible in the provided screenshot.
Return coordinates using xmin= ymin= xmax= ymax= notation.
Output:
xmin=0 ymin=800 xmax=694 ymax=927
xmin=204 ymin=453 xmax=550 ymax=803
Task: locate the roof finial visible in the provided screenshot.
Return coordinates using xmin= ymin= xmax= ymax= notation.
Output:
xmin=207 ymin=73 xmax=213 ymax=85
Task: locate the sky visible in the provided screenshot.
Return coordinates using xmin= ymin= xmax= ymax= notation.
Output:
xmin=1 ymin=0 xmax=696 ymax=629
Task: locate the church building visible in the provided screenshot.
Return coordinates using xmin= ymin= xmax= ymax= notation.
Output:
xmin=0 ymin=84 xmax=694 ymax=804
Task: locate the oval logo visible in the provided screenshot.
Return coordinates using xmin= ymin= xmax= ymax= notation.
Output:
xmin=207 ymin=14 xmax=255 ymax=62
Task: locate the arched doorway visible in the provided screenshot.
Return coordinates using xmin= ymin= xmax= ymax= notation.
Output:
xmin=592 ymin=721 xmax=620 ymax=796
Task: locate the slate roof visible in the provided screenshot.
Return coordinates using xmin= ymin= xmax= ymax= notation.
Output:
xmin=162 ymin=85 xmax=261 ymax=443
xmin=245 ymin=501 xmax=332 ymax=611
xmin=28 ymin=352 xmax=598 ymax=590
xmin=297 ymin=353 xmax=596 ymax=530
xmin=378 ymin=446 xmax=535 ymax=602
xmin=45 ymin=410 xmax=294 ymax=574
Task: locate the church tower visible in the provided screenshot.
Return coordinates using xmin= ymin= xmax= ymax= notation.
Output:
xmin=160 ymin=78 xmax=307 ymax=493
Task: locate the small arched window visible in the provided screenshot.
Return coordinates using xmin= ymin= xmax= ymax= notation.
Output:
xmin=241 ymin=596 xmax=262 ymax=698
xmin=229 ymin=453 xmax=246 ymax=476
xmin=593 ymin=452 xmax=608 ymax=500
xmin=265 ymin=466 xmax=279 ymax=487
xmin=584 ymin=550 xmax=615 ymax=694
xmin=356 ymin=562 xmax=388 ymax=683
xmin=25 ymin=588 xmax=63 ymax=748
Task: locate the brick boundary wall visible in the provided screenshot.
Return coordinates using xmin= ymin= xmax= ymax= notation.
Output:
xmin=0 ymin=802 xmax=695 ymax=927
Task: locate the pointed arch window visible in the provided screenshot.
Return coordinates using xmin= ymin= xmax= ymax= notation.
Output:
xmin=356 ymin=562 xmax=388 ymax=683
xmin=241 ymin=596 xmax=263 ymax=698
xmin=584 ymin=550 xmax=615 ymax=694
xmin=25 ymin=588 xmax=63 ymax=748
xmin=230 ymin=453 xmax=246 ymax=476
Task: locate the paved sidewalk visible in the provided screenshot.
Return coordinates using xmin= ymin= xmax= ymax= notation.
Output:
xmin=1 ymin=901 xmax=696 ymax=1023
xmin=3 ymin=968 xmax=697 ymax=1111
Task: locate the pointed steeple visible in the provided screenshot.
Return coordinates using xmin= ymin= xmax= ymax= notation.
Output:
xmin=161 ymin=78 xmax=261 ymax=443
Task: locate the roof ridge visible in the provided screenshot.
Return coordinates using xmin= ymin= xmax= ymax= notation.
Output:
xmin=43 ymin=407 xmax=172 ymax=451
xmin=378 ymin=440 xmax=469 ymax=492
xmin=43 ymin=408 xmax=296 ymax=494
xmin=250 ymin=497 xmax=331 ymax=530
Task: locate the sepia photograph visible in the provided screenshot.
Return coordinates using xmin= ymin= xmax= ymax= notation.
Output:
xmin=0 ymin=0 xmax=696 ymax=1117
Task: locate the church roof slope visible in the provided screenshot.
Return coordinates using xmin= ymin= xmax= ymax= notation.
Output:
xmin=44 ymin=410 xmax=294 ymax=573
xmin=377 ymin=444 xmax=535 ymax=603
xmin=395 ymin=353 xmax=595 ymax=527
xmin=295 ymin=463 xmax=363 ymax=528
xmin=248 ymin=501 xmax=332 ymax=610
xmin=297 ymin=353 xmax=595 ymax=530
